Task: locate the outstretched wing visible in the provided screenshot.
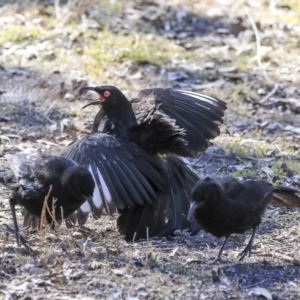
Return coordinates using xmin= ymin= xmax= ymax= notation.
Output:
xmin=61 ymin=132 xmax=165 ymax=224
xmin=133 ymin=88 xmax=227 ymax=157
xmin=163 ymin=155 xmax=200 ymax=234
xmin=116 ymin=155 xmax=201 ymax=241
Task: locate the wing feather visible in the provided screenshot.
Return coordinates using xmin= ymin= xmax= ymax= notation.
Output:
xmin=61 ymin=133 xmax=165 ymax=225
xmin=133 ymin=88 xmax=226 ymax=157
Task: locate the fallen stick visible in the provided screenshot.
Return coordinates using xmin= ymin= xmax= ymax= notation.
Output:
xmin=256 ymin=252 xmax=300 ymax=266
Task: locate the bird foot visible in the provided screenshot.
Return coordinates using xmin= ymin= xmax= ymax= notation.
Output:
xmin=2 ymin=224 xmax=35 ymax=254
xmin=238 ymin=245 xmax=252 ymax=261
xmin=210 ymin=256 xmax=226 ymax=264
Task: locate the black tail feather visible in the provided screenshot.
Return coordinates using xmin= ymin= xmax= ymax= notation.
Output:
xmin=116 ymin=199 xmax=165 ymax=241
xmin=272 ymin=186 xmax=300 ymax=207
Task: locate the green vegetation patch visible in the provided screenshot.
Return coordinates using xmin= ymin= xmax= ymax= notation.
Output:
xmin=83 ymin=30 xmax=189 ymax=76
xmin=0 ymin=25 xmax=42 ymax=44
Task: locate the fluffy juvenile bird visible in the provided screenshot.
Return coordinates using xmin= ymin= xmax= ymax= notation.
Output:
xmin=59 ymin=85 xmax=226 ymax=241
xmin=5 ymin=153 xmax=95 ymax=249
xmin=188 ymin=176 xmax=300 ymax=262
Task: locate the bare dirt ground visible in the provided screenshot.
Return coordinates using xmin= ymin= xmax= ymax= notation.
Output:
xmin=0 ymin=0 xmax=300 ymax=299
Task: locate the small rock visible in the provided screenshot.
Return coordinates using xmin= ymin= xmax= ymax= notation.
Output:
xmin=168 ymin=71 xmax=189 ymax=81
xmin=218 ymin=66 xmax=237 ymax=73
xmin=177 ymin=32 xmax=190 ymax=39
xmin=64 ymin=93 xmax=75 ymax=101
xmin=71 ymin=270 xmax=85 ymax=280
xmin=257 ymin=88 xmax=266 ymax=95
xmin=29 ymin=267 xmax=45 ymax=275
xmin=1 ymin=127 xmax=12 ymax=134
xmin=23 ymin=263 xmax=35 ymax=272
xmin=249 ymin=287 xmax=272 ymax=300
xmin=204 ymin=62 xmax=216 ymax=69
xmin=4 ymin=265 xmax=16 ymax=274
xmin=265 ymin=123 xmax=283 ymax=132
xmin=283 ymin=86 xmax=297 ymax=95
xmin=173 ymin=230 xmax=182 ymax=236
xmin=80 ymin=288 xmax=90 ymax=295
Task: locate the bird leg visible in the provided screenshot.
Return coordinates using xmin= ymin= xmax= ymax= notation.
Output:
xmin=8 ymin=201 xmax=33 ymax=252
xmin=212 ymin=235 xmax=230 ymax=263
xmin=238 ymin=226 xmax=257 ymax=261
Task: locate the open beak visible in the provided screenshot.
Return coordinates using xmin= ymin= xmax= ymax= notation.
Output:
xmin=80 ymin=86 xmax=104 ymax=110
xmin=81 ymin=100 xmax=102 ymax=110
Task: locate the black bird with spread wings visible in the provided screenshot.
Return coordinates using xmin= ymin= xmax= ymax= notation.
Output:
xmin=188 ymin=176 xmax=300 ymax=262
xmin=59 ymin=85 xmax=227 ymax=241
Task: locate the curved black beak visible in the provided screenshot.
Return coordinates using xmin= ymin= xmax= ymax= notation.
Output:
xmin=81 ymin=100 xmax=102 ymax=110
xmin=80 ymin=86 xmax=97 ymax=93
xmin=80 ymin=86 xmax=102 ymax=110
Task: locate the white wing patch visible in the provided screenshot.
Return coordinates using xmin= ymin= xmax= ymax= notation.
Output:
xmin=80 ymin=200 xmax=91 ymax=213
xmin=88 ymin=165 xmax=103 ymax=208
xmin=97 ymin=167 xmax=112 ymax=203
xmin=177 ymin=90 xmax=218 ymax=105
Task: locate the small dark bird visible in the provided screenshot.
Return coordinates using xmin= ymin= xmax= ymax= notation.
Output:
xmin=5 ymin=153 xmax=95 ymax=249
xmin=188 ymin=176 xmax=300 ymax=262
xmin=58 ymin=85 xmax=227 ymax=241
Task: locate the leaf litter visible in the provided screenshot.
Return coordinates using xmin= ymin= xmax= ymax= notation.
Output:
xmin=0 ymin=0 xmax=300 ymax=299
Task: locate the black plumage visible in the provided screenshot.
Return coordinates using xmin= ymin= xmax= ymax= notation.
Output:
xmin=188 ymin=176 xmax=300 ymax=262
xmin=5 ymin=153 xmax=95 ymax=248
xmin=59 ymin=85 xmax=226 ymax=241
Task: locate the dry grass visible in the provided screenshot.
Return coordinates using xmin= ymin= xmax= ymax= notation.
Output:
xmin=0 ymin=0 xmax=300 ymax=299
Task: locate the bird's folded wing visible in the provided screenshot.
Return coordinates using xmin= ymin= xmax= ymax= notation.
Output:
xmin=135 ymin=88 xmax=227 ymax=157
xmin=61 ymin=133 xmax=165 ymax=223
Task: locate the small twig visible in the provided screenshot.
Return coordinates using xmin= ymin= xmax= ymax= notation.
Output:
xmin=185 ymin=259 xmax=203 ymax=265
xmin=0 ymin=231 xmax=9 ymax=263
xmin=15 ymin=274 xmax=37 ymax=286
xmin=146 ymin=227 xmax=149 ymax=242
xmin=131 ymin=244 xmax=183 ymax=250
xmin=246 ymin=10 xmax=279 ymax=103
xmin=256 ymin=252 xmax=300 ymax=266
xmin=44 ymin=100 xmax=57 ymax=117
xmin=55 ymin=0 xmax=61 ymax=19
xmin=39 ymin=186 xmax=53 ymax=250
xmin=132 ymin=232 xmax=137 ymax=243
xmin=44 ymin=101 xmax=57 ymax=124
xmin=260 ymin=84 xmax=279 ymax=103
xmin=45 ymin=198 xmax=60 ymax=229
xmin=243 ymin=279 xmax=267 ymax=289
xmin=60 ymin=243 xmax=73 ymax=260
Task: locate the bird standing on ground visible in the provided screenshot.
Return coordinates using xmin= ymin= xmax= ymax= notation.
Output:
xmin=59 ymin=85 xmax=227 ymax=241
xmin=5 ymin=153 xmax=95 ymax=249
xmin=188 ymin=176 xmax=300 ymax=262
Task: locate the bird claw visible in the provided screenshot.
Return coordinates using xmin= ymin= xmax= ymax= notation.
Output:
xmin=2 ymin=224 xmax=35 ymax=254
xmin=210 ymin=256 xmax=226 ymax=264
xmin=238 ymin=245 xmax=252 ymax=261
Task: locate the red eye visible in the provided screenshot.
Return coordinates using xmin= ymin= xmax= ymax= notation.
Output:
xmin=104 ymin=90 xmax=110 ymax=97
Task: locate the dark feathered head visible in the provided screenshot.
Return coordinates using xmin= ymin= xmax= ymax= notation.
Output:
xmin=81 ymin=85 xmax=127 ymax=110
xmin=188 ymin=177 xmax=222 ymax=221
